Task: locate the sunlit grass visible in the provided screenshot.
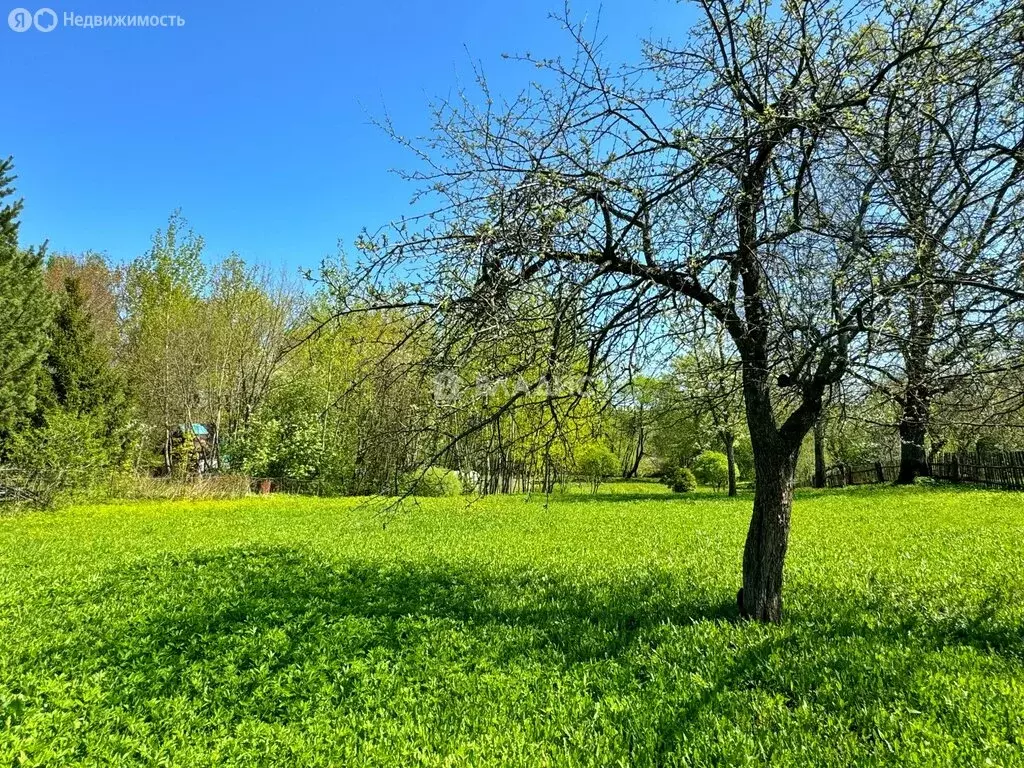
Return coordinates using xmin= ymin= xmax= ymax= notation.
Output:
xmin=1 ymin=482 xmax=1022 ymax=766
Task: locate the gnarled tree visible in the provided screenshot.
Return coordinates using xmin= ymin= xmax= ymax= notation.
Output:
xmin=335 ymin=0 xmax=1014 ymax=621
xmin=849 ymin=15 xmax=1024 ymax=482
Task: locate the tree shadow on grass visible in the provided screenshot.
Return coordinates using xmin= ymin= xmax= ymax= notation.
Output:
xmin=82 ymin=547 xmax=739 ymax=664
xmin=549 ymin=491 xmax=748 ymax=505
xmin=46 ymin=548 xmax=739 ymax=723
xmin=73 ymin=546 xmax=1024 ymax=670
xmin=546 ymin=492 xmax=684 ymax=504
xmin=25 ymin=547 xmax=1024 ymax=761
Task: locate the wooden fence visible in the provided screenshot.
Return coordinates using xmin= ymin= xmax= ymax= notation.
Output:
xmin=798 ymin=461 xmax=898 ymax=488
xmin=797 ymin=451 xmax=1024 ymax=491
xmin=931 ymin=451 xmax=1024 ymax=490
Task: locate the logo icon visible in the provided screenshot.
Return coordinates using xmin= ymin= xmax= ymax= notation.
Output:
xmin=33 ymin=7 xmax=55 ymax=31
xmin=7 ymin=7 xmax=32 ymax=31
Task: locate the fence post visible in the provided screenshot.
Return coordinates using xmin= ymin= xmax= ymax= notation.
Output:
xmin=874 ymin=462 xmax=885 ymax=484
xmin=950 ymin=454 xmax=960 ymax=482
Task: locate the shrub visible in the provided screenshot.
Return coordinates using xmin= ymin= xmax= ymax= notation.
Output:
xmin=6 ymin=409 xmax=126 ymax=507
xmin=733 ymin=440 xmax=755 ymax=479
xmin=660 ymin=462 xmax=681 ymax=487
xmin=670 ymin=467 xmax=698 ymax=493
xmin=399 ymin=466 xmax=462 ymax=497
xmin=634 ymin=456 xmax=660 ymax=478
xmin=693 ymin=451 xmax=729 ymax=491
xmin=576 ymin=443 xmax=619 ymax=493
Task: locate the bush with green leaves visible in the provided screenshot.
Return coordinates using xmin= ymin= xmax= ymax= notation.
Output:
xmin=399 ymin=466 xmax=462 ymax=497
xmin=667 ymin=467 xmax=698 ymax=493
xmin=732 ymin=439 xmax=754 ymax=479
xmin=576 ymin=443 xmax=619 ymax=493
xmin=7 ymin=409 xmax=126 ymax=507
xmin=634 ymin=456 xmax=660 ymax=478
xmin=693 ymin=451 xmax=729 ymax=492
xmin=660 ymin=468 xmax=677 ymax=488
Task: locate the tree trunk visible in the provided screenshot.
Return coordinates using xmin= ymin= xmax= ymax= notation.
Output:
xmin=164 ymin=427 xmax=172 ymax=475
xmin=896 ymin=385 xmax=931 ymax=484
xmin=739 ymin=444 xmax=797 ymax=622
xmin=733 ymin=157 xmax=815 ymax=624
xmin=897 ymin=273 xmax=936 ymax=484
xmin=813 ymin=417 xmax=826 ymax=488
xmin=626 ymin=423 xmax=645 ymax=479
xmin=724 ymin=430 xmax=737 ymax=497
xmin=737 ymin=350 xmax=806 ymax=623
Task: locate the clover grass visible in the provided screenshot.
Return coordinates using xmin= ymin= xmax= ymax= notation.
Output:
xmin=1 ymin=483 xmax=1022 ymax=766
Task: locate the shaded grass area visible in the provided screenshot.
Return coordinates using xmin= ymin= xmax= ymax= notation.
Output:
xmin=1 ymin=484 xmax=1023 ymax=765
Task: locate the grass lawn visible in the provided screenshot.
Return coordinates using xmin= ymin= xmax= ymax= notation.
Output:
xmin=1 ymin=482 xmax=1023 ymax=766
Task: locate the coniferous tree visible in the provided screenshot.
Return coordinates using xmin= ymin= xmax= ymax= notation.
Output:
xmin=7 ymin=272 xmax=137 ymax=500
xmin=44 ymin=275 xmax=124 ymax=417
xmin=0 ymin=157 xmax=49 ymax=452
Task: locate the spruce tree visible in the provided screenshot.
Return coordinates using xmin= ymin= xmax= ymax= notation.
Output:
xmin=45 ymin=275 xmax=123 ymax=416
xmin=10 ymin=272 xmax=135 ymax=497
xmin=0 ymin=157 xmax=50 ymax=450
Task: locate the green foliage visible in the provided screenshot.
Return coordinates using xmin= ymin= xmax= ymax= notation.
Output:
xmin=825 ymin=391 xmax=900 ymax=467
xmin=7 ymin=410 xmax=118 ymax=506
xmin=46 ymin=274 xmax=134 ymax=446
xmin=576 ymin=442 xmax=619 ymax=492
xmin=224 ymin=306 xmax=442 ymax=495
xmin=120 ymin=212 xmax=208 ymax=454
xmin=635 ymin=456 xmax=660 ymax=478
xmin=668 ymin=466 xmax=697 ymax=493
xmin=693 ymin=450 xmax=729 ymax=491
xmin=646 ymin=401 xmax=705 ymax=473
xmin=399 ymin=466 xmax=462 ymax=497
xmin=7 ymin=271 xmax=138 ymax=505
xmin=1 ymin=485 xmax=1022 ymax=765
xmin=732 ymin=439 xmax=754 ymax=479
xmin=0 ymin=157 xmax=49 ymax=448
xmin=232 ymin=411 xmax=336 ymax=485
xmin=44 ymin=276 xmax=120 ymax=414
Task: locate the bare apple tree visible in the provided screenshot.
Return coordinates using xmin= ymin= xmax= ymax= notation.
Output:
xmin=334 ymin=0 xmax=1017 ymax=621
xmin=845 ymin=13 xmax=1024 ymax=482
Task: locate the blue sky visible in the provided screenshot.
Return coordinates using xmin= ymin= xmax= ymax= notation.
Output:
xmin=2 ymin=0 xmax=690 ymax=274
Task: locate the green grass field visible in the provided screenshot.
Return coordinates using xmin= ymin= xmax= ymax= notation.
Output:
xmin=2 ymin=483 xmax=1023 ymax=766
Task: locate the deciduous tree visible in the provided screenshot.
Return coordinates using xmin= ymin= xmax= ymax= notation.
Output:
xmin=341 ymin=0 xmax=1014 ymax=621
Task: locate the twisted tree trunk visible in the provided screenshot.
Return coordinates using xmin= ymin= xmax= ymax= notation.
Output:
xmin=738 ymin=434 xmax=798 ymax=622
xmin=896 ymin=382 xmax=931 ymax=484
xmin=735 ymin=344 xmax=810 ymax=623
